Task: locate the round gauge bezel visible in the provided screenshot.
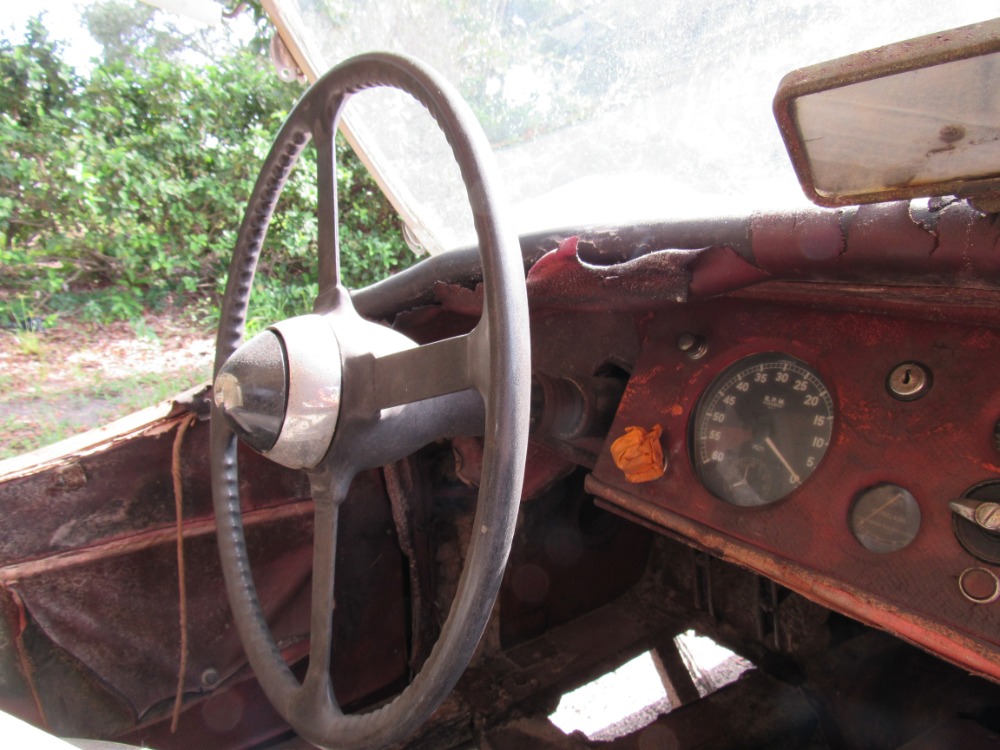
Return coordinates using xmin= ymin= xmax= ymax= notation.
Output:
xmin=849 ymin=484 xmax=921 ymax=553
xmin=689 ymin=351 xmax=836 ymax=507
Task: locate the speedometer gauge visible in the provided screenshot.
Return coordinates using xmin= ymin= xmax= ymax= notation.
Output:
xmin=691 ymin=353 xmax=834 ymax=506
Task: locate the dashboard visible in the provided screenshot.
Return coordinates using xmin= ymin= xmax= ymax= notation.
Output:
xmin=586 ymin=291 xmax=1000 ymax=679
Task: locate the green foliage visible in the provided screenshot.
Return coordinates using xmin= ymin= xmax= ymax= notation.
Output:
xmin=0 ymin=19 xmax=81 ymax=255
xmin=246 ymin=277 xmax=320 ymax=338
xmin=337 ymin=145 xmax=413 ymax=288
xmin=0 ymin=11 xmax=413 ymax=329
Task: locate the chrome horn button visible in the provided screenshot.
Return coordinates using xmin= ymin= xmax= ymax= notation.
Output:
xmin=215 ymin=314 xmax=343 ymax=470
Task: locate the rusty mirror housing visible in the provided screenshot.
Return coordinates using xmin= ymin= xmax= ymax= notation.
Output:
xmin=774 ymin=19 xmax=1000 ymax=209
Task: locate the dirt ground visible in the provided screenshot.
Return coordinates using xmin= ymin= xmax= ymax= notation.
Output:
xmin=0 ymin=311 xmax=214 ymax=460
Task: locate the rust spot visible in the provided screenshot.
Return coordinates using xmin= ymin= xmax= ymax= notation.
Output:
xmin=939 ymin=124 xmax=966 ymax=143
xmin=926 ymin=144 xmax=956 ymax=157
xmin=52 ymin=463 xmax=86 ymax=491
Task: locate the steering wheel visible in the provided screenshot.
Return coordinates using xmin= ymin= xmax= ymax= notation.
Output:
xmin=209 ymin=53 xmax=530 ymax=749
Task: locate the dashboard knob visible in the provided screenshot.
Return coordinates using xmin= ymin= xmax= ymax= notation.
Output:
xmin=951 ymin=482 xmax=1000 ymax=565
xmin=950 ymin=498 xmax=1000 ymax=532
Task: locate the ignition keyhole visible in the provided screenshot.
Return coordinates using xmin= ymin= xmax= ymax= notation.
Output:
xmin=887 ymin=361 xmax=931 ymax=401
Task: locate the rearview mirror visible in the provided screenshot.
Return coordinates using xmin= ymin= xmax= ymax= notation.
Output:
xmin=774 ymin=19 xmax=1000 ymax=208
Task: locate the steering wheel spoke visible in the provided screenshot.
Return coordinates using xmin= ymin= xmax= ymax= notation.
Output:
xmin=293 ymin=470 xmax=347 ymax=721
xmin=373 ymin=326 xmax=484 ymax=410
xmin=314 ymin=121 xmax=342 ymax=296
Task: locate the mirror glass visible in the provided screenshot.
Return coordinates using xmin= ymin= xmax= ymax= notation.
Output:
xmin=796 ymin=52 xmax=1000 ymax=200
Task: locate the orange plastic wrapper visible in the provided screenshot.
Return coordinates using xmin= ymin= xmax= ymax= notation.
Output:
xmin=610 ymin=424 xmax=665 ymax=483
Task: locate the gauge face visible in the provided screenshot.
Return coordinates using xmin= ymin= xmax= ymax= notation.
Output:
xmin=691 ymin=353 xmax=834 ymax=506
xmin=849 ymin=484 xmax=920 ymax=553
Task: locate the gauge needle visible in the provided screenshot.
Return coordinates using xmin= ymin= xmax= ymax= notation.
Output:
xmin=731 ymin=461 xmax=751 ymax=488
xmin=764 ymin=437 xmax=800 ymax=484
xmin=860 ymin=493 xmax=903 ymax=526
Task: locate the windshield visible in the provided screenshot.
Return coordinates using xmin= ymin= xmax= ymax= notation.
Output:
xmin=269 ymin=1 xmax=998 ymax=253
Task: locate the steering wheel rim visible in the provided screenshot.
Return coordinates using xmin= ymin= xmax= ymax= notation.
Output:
xmin=210 ymin=53 xmax=530 ymax=749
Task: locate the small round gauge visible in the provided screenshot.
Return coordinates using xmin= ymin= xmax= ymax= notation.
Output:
xmin=849 ymin=484 xmax=921 ymax=553
xmin=691 ymin=352 xmax=834 ymax=506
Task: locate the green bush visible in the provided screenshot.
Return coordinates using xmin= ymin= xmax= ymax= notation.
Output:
xmin=0 ymin=17 xmax=413 ymax=329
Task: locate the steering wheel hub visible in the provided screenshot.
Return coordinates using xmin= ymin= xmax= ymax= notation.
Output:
xmin=213 ymin=329 xmax=287 ymax=454
xmin=215 ymin=315 xmax=344 ymax=469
